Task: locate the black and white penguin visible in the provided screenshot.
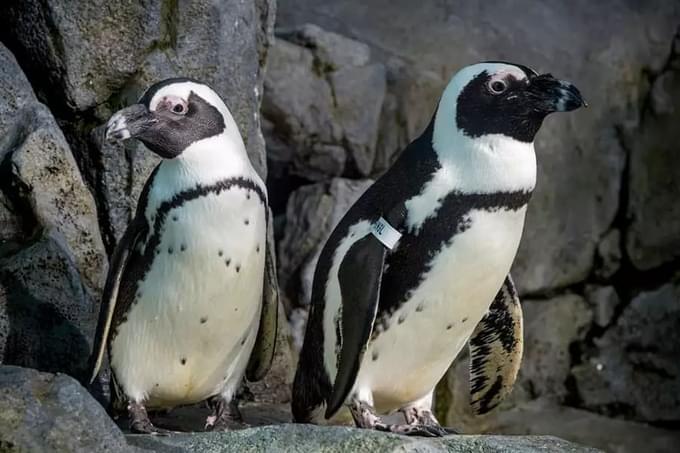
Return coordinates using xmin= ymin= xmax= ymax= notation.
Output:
xmin=292 ymin=62 xmax=585 ymax=436
xmin=88 ymin=78 xmax=279 ymax=433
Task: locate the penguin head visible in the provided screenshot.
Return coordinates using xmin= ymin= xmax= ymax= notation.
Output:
xmin=435 ymin=61 xmax=586 ymax=145
xmin=105 ymin=78 xmax=243 ymax=159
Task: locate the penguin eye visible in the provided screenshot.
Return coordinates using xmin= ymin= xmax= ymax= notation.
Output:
xmin=172 ymin=103 xmax=187 ymax=115
xmin=488 ymin=79 xmax=508 ymax=95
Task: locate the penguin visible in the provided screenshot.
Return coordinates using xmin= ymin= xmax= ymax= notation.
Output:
xmin=88 ymin=78 xmax=279 ymax=434
xmin=292 ymin=62 xmax=585 ymax=436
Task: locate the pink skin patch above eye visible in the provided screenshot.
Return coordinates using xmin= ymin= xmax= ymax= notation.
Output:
xmin=155 ymin=95 xmax=187 ymax=113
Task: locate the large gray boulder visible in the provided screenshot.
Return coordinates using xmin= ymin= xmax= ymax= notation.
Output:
xmin=0 ymin=1 xmax=161 ymax=111
xmin=276 ymin=0 xmax=680 ymax=293
xmin=6 ymin=104 xmax=108 ymax=292
xmin=0 ymin=366 xmax=134 ymax=453
xmin=520 ymin=295 xmax=593 ymax=401
xmin=263 ymin=25 xmax=386 ymax=179
xmin=625 ymin=42 xmax=680 ymax=270
xmin=0 ymin=43 xmax=107 ymax=293
xmin=488 ymin=399 xmax=680 ymax=453
xmin=573 ymin=282 xmax=680 ymax=422
xmin=128 ymin=423 xmax=600 ymax=453
xmin=0 ymin=230 xmax=96 ymax=381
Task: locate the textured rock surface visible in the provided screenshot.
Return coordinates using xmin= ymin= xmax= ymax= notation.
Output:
xmin=573 ymin=282 xmax=680 ymax=422
xmin=625 ymin=49 xmax=680 ymax=270
xmin=128 ymin=424 xmax=601 ymax=453
xmin=583 ymin=285 xmax=619 ymax=328
xmin=489 ymin=399 xmax=680 ymax=453
xmin=0 ymin=43 xmax=107 ymax=292
xmin=521 ymin=295 xmax=593 ymax=401
xmin=0 ymin=366 xmax=132 ymax=453
xmin=7 ymin=104 xmax=108 ymax=291
xmin=0 ymin=230 xmax=96 ymax=380
xmin=263 ymin=25 xmax=386 ymax=179
xmin=0 ymin=0 xmax=161 ymax=111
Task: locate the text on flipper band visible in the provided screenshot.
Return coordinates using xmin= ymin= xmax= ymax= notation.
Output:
xmin=370 ymin=217 xmax=401 ymax=250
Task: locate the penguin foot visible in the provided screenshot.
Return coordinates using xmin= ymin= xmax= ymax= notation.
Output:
xmin=375 ymin=422 xmax=454 ymax=437
xmin=348 ymin=398 xmax=457 ymax=437
xmin=205 ymin=395 xmax=248 ymax=431
xmin=128 ymin=401 xmax=173 ymax=435
xmin=400 ymin=406 xmax=458 ymax=436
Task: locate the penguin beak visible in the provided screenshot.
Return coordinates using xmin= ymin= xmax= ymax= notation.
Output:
xmin=527 ymin=74 xmax=587 ymax=113
xmin=105 ymin=104 xmax=157 ymax=142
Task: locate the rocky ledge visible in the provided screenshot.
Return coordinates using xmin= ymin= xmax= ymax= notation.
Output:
xmin=0 ymin=365 xmax=600 ymax=453
xmin=129 ymin=425 xmax=601 ymax=453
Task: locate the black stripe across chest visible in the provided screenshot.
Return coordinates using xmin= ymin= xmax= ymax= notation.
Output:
xmin=111 ymin=177 xmax=266 ymax=338
xmin=374 ymin=189 xmax=532 ymax=331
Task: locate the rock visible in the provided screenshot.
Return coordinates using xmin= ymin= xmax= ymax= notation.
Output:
xmin=277 ymin=178 xmax=373 ymax=309
xmin=573 ymin=283 xmax=680 ymax=422
xmin=0 ymin=44 xmax=38 ymax=245
xmin=277 ymin=0 xmax=680 ymax=293
xmin=294 ymin=144 xmax=347 ymax=181
xmin=0 ymin=192 xmax=21 ymax=245
xmin=127 ymin=423 xmax=600 ymax=453
xmin=489 ymin=399 xmax=680 ymax=453
xmin=330 ymin=63 xmax=386 ymax=175
xmin=263 ymin=25 xmax=386 ymax=179
xmin=0 ymin=44 xmax=36 ymax=139
xmin=284 ymin=23 xmax=372 ymax=68
xmin=594 ymin=230 xmax=622 ymax=280
xmin=0 ymin=365 xmax=133 ymax=453
xmin=6 ymin=104 xmax=107 ymax=292
xmin=584 ymin=285 xmax=619 ymax=328
xmin=0 ymin=0 xmax=161 ymax=111
xmin=521 ymin=295 xmax=593 ymax=401
xmin=264 ymin=38 xmax=340 ymax=150
xmin=0 ymin=43 xmax=107 ymax=291
xmin=0 ymin=230 xmax=96 ymax=380
xmin=625 ymin=61 xmax=680 ymax=270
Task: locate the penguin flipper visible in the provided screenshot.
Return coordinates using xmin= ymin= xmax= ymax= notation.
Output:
xmin=246 ymin=208 xmax=280 ymax=382
xmin=469 ymin=274 xmax=523 ymax=414
xmin=87 ymin=165 xmax=159 ymax=386
xmin=325 ymin=233 xmax=388 ymax=418
xmin=86 ymin=219 xmax=145 ymax=385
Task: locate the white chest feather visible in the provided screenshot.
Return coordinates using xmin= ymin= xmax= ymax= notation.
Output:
xmin=110 ymin=185 xmax=266 ymax=407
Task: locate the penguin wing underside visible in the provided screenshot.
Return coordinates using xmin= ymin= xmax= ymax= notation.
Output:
xmin=325 ymin=233 xmax=389 ymax=418
xmin=468 ymin=274 xmax=523 ymax=414
xmin=87 ymin=218 xmax=145 ymax=385
xmin=246 ymin=208 xmax=279 ymax=382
